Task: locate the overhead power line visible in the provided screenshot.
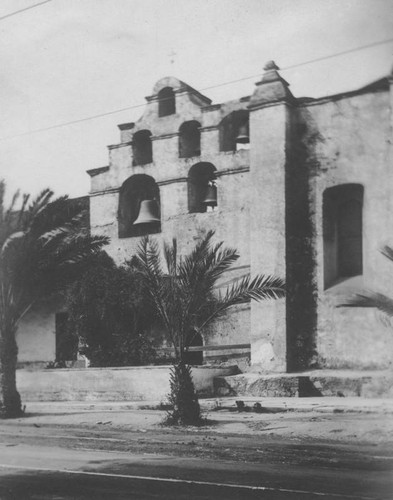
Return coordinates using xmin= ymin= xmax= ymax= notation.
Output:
xmin=0 ymin=0 xmax=53 ymax=22
xmin=1 ymin=36 xmax=392 ymax=142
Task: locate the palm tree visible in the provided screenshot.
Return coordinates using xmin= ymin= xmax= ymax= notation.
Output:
xmin=135 ymin=230 xmax=285 ymax=425
xmin=0 ymin=181 xmax=108 ymax=418
xmin=340 ymin=246 xmax=393 ymax=317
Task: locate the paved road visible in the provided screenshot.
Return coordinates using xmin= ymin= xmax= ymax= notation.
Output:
xmin=0 ymin=427 xmax=392 ymax=499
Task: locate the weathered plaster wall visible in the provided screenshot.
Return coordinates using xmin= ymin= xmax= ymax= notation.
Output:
xmin=90 ymin=165 xmax=250 ymax=266
xmin=16 ymin=298 xmax=63 ymax=363
xmin=248 ymin=103 xmax=288 ymax=372
xmin=88 ymin=71 xmax=393 ymax=374
xmin=303 ymin=88 xmax=393 ymax=369
xmin=90 ymin=79 xmax=252 ymax=348
xmin=17 ymin=365 xmax=238 ymax=401
xmin=285 ymin=108 xmax=319 ymax=371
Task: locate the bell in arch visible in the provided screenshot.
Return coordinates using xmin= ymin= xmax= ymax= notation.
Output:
xmin=202 ymin=182 xmax=217 ymax=208
xmin=133 ymin=199 xmax=160 ymax=225
xmin=235 ymin=123 xmax=249 ymax=144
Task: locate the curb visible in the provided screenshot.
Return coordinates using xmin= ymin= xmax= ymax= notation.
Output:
xmin=16 ymin=397 xmax=393 ymax=415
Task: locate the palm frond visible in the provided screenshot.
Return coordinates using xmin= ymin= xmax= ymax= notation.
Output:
xmin=338 ymin=243 xmax=393 ymax=323
xmin=2 ymin=190 xmax=21 ymax=237
xmin=28 ymin=195 xmax=83 ymax=237
xmin=164 ymin=238 xmax=178 ymax=275
xmin=339 ymin=292 xmax=393 ymax=318
xmin=37 ymin=233 xmax=108 ymax=268
xmin=179 ymin=230 xmax=215 ymax=283
xmin=137 ymin=236 xmax=164 ymax=282
xmin=199 ymin=244 xmax=239 ymax=284
xmin=1 ymin=231 xmax=25 ymax=255
xmin=222 ymin=273 xmax=286 ymax=305
xmin=198 ymin=274 xmax=286 ymax=330
xmin=28 ymin=188 xmax=54 ymax=212
xmin=381 ymin=246 xmax=393 ymax=264
xmin=6 ymin=190 xmax=20 ymax=216
xmin=25 ymin=189 xmax=54 ymax=225
xmin=0 ymin=180 xmax=110 ymax=408
xmin=0 ymin=183 xmax=30 ymax=247
xmin=0 ymin=180 xmax=4 ymax=222
xmin=177 ymin=235 xmax=234 ymax=294
xmin=17 ymin=194 xmax=30 ymax=228
xmin=37 ymin=226 xmax=72 ymax=246
xmin=135 ymin=237 xmax=171 ymax=330
xmin=177 ymin=243 xmax=240 ymax=331
xmin=132 ymin=231 xmax=285 ymax=359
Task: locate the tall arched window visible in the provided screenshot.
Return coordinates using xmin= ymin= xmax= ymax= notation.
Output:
xmin=323 ymin=184 xmax=363 ymax=288
xmin=188 ymin=163 xmax=217 ymax=213
xmin=219 ymin=110 xmax=249 ymax=152
xmin=132 ymin=130 xmax=152 ymax=166
xmin=337 ymin=199 xmax=363 ymax=277
xmin=179 ymin=121 xmax=201 ymax=158
xmin=158 ymin=87 xmax=175 ymax=117
xmin=118 ymin=174 xmax=161 ymax=238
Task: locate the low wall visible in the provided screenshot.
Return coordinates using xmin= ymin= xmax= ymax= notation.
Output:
xmin=16 ymin=365 xmax=239 ymax=402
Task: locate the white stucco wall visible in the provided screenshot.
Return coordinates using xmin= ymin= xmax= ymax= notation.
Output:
xmin=17 ymin=365 xmax=238 ymax=401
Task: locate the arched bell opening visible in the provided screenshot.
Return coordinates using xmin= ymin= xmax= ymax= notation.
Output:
xmin=219 ymin=110 xmax=249 ymax=152
xmin=184 ymin=330 xmax=203 ymax=365
xmin=118 ymin=174 xmax=161 ymax=238
xmin=179 ymin=121 xmax=201 ymax=158
xmin=188 ymin=162 xmax=217 ymax=214
xmin=158 ymin=87 xmax=176 ymax=117
xmin=132 ymin=130 xmax=152 ymax=166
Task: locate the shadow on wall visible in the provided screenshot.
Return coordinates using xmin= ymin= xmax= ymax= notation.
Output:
xmin=285 ymin=110 xmax=322 ymax=372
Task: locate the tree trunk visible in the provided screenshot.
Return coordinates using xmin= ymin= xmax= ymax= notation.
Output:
xmin=0 ymin=331 xmax=22 ymax=419
xmin=166 ymin=360 xmax=201 ymax=426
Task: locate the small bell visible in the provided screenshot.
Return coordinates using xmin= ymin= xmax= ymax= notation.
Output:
xmin=202 ymin=182 xmax=217 ymax=207
xmin=235 ymin=123 xmax=249 ymax=144
xmin=133 ymin=199 xmax=160 ymax=225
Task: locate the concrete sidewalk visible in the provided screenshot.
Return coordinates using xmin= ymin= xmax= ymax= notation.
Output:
xmin=0 ymin=397 xmax=392 ymax=445
xmin=18 ymin=396 xmax=393 ymax=414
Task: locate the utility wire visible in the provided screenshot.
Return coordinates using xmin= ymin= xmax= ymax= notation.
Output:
xmin=0 ymin=0 xmax=53 ymax=22
xmin=201 ymin=37 xmax=393 ymax=90
xmin=1 ymin=36 xmax=392 ymax=142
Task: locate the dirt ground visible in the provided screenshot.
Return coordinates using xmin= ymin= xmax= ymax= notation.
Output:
xmin=2 ymin=400 xmax=393 ymax=446
xmin=0 ymin=400 xmax=392 ymax=476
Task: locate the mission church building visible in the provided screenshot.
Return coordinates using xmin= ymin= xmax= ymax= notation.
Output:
xmin=16 ymin=61 xmax=393 ymax=377
xmin=85 ymin=61 xmax=393 ymax=374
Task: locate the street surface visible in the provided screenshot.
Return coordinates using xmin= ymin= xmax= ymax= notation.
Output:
xmin=0 ymin=409 xmax=392 ymax=500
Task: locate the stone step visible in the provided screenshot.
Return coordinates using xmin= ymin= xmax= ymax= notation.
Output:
xmin=213 ymin=370 xmax=393 ymax=398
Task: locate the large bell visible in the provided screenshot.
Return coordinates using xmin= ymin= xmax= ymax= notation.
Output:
xmin=202 ymin=184 xmax=217 ymax=207
xmin=235 ymin=123 xmax=249 ymax=144
xmin=133 ymin=199 xmax=160 ymax=225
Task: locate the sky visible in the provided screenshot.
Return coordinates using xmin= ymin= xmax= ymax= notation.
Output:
xmin=0 ymin=0 xmax=392 ymax=202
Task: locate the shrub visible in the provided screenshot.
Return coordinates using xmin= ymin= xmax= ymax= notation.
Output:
xmin=66 ymin=254 xmax=156 ymax=367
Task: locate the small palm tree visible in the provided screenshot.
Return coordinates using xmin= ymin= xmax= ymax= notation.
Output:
xmin=135 ymin=230 xmax=285 ymax=425
xmin=340 ymin=246 xmax=393 ymax=318
xmin=0 ymin=181 xmax=108 ymax=418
